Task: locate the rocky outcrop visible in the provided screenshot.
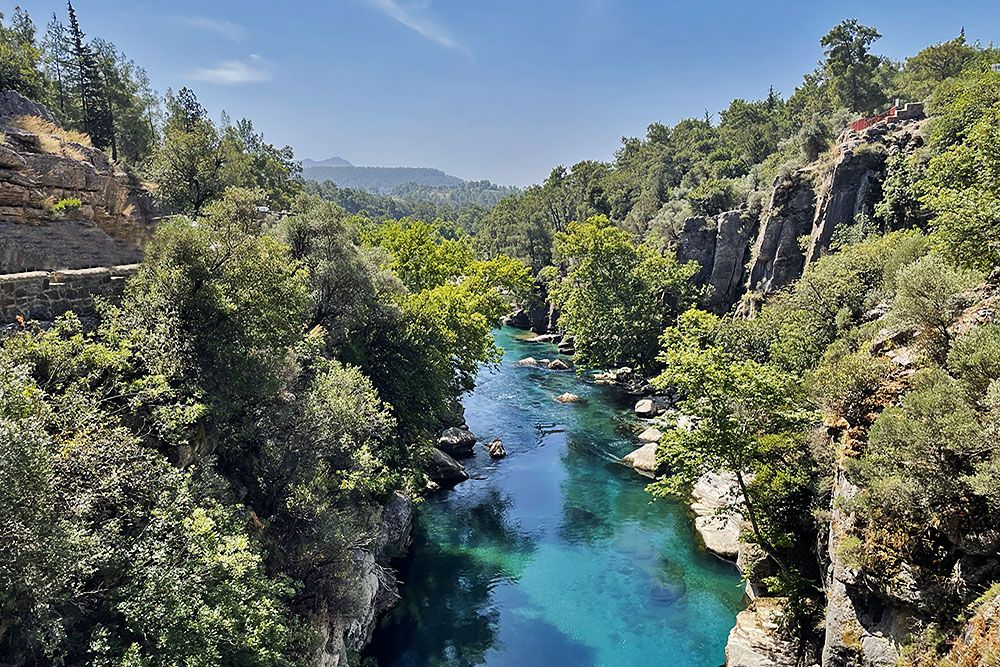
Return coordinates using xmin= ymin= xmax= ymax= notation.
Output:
xmin=691 ymin=471 xmax=743 ymax=561
xmin=675 ymin=211 xmax=756 ymax=313
xmin=437 ymin=426 xmax=477 ymax=458
xmin=745 ymin=172 xmax=816 ymax=299
xmin=0 ymin=91 xmax=154 ymax=273
xmin=426 ymin=448 xmax=469 ymax=489
xmin=821 ymin=467 xmax=910 ymax=667
xmin=314 ymin=492 xmax=414 ymax=667
xmin=726 ymin=598 xmax=800 ymax=667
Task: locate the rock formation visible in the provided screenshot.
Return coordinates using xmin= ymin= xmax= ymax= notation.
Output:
xmin=0 ymin=91 xmax=155 ymax=274
xmin=314 ymin=492 xmax=414 ymax=667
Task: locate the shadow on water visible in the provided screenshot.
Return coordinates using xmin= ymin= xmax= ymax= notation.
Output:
xmin=367 ymin=328 xmax=743 ymax=667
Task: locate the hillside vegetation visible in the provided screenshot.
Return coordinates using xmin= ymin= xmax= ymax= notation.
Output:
xmin=3 ymin=4 xmax=1000 ymax=666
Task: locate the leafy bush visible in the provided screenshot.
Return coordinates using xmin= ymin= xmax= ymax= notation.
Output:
xmin=49 ymin=197 xmax=82 ymax=215
xmin=686 ymin=178 xmax=738 ymax=216
xmin=889 ymin=253 xmax=981 ymax=364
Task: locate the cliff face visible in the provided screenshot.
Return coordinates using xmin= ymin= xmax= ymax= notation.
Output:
xmin=675 ymin=210 xmax=756 ymax=313
xmin=314 ymin=492 xmax=413 ymax=667
xmin=0 ymin=91 xmax=154 ymax=273
xmin=745 ymin=172 xmax=816 ymax=300
xmin=672 ymin=117 xmax=927 ymax=315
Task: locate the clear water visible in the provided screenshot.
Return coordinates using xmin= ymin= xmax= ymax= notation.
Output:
xmin=369 ymin=328 xmax=744 ymax=667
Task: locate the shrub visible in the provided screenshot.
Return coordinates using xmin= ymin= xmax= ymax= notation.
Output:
xmin=686 ymin=178 xmax=738 ymax=216
xmin=889 ymin=254 xmax=981 ymax=364
xmin=49 ymin=198 xmax=82 ymax=216
xmin=947 ymin=324 xmax=1000 ymax=405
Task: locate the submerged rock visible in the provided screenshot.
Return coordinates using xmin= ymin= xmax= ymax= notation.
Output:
xmin=486 ymin=438 xmax=507 ymax=459
xmin=555 ymin=392 xmax=581 ymax=404
xmin=623 ymin=442 xmax=658 ymax=478
xmin=426 ymin=448 xmax=469 ymax=490
xmin=437 ymin=427 xmax=477 ymax=458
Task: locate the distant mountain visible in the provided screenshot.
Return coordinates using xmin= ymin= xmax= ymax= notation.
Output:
xmin=300 ymin=159 xmax=465 ymax=194
xmin=301 ymin=156 xmax=354 ymax=168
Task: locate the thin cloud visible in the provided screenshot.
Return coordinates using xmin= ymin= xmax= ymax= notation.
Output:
xmin=189 ymin=58 xmax=271 ymax=85
xmin=366 ymin=0 xmax=471 ymax=57
xmin=182 ymin=17 xmax=246 ymax=43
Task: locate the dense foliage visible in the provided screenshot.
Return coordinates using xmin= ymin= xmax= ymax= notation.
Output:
xmin=0 ymin=187 xmax=527 ymax=664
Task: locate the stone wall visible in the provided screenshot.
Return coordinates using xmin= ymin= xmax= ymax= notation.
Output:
xmin=0 ymin=264 xmax=139 ymax=323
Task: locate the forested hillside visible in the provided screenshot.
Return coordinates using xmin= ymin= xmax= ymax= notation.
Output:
xmin=469 ymin=20 xmax=1000 ymax=665
xmin=4 ymin=3 xmax=1000 ymax=666
xmin=0 ymin=4 xmax=529 ymax=664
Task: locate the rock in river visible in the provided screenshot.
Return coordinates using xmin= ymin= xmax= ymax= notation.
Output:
xmin=638 ymin=427 xmax=663 ymax=443
xmin=623 ymin=442 xmax=658 ymax=478
xmin=547 ymin=358 xmax=570 ymax=371
xmin=486 ymin=438 xmax=507 ymax=459
xmin=437 ymin=427 xmax=477 ymax=458
xmin=555 ymin=392 xmax=581 ymax=403
xmin=634 ymin=396 xmax=670 ymax=418
xmin=516 ymin=357 xmax=539 ymax=367
xmin=426 ymin=448 xmax=469 ymax=490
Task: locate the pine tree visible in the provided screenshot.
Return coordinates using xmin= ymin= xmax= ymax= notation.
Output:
xmin=65 ymin=0 xmax=114 ymax=155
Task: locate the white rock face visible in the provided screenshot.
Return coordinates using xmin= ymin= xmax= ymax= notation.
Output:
xmin=623 ymin=442 xmax=658 ymax=478
xmin=637 ymin=427 xmax=663 ymax=443
xmin=690 ymin=471 xmax=743 ymax=560
xmin=725 ymin=598 xmax=800 ymax=667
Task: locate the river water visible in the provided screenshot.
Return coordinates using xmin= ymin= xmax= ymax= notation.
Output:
xmin=369 ymin=327 xmax=743 ymax=666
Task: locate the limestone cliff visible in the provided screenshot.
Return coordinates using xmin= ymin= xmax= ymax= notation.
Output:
xmin=314 ymin=492 xmax=413 ymax=667
xmin=0 ymin=90 xmax=154 ymax=273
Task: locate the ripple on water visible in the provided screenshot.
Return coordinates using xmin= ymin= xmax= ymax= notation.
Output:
xmin=368 ymin=328 xmax=743 ymax=667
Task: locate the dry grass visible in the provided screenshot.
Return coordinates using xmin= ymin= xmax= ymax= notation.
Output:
xmin=0 ymin=131 xmax=6 ymax=145
xmin=11 ymin=115 xmax=91 ymax=161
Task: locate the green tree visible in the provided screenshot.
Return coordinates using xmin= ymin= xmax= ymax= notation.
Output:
xmin=0 ymin=7 xmax=45 ymax=98
xmin=549 ymin=215 xmax=699 ymax=370
xmin=820 ymin=19 xmax=889 ymax=113
xmin=650 ymin=309 xmax=816 ymax=569
xmin=150 ymin=87 xmax=226 ymax=215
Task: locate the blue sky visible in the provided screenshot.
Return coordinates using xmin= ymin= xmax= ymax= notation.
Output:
xmin=10 ymin=0 xmax=1000 ymax=185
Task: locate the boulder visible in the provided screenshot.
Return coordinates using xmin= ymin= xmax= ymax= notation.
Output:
xmin=516 ymin=356 xmax=538 ymax=367
xmin=634 ymin=399 xmax=656 ymax=418
xmin=555 ymin=392 xmax=581 ymax=404
xmin=437 ymin=427 xmax=477 ymax=458
xmin=725 ymin=598 xmax=799 ymax=667
xmin=527 ymin=333 xmax=562 ymax=344
xmin=637 ymin=427 xmax=663 ymax=443
xmin=691 ymin=471 xmax=743 ymax=560
xmin=486 ymin=438 xmax=506 ymax=459
xmin=557 ymin=336 xmax=576 ymax=354
xmin=623 ymin=442 xmax=658 ymax=478
xmin=547 ymin=359 xmax=570 ymax=371
xmin=426 ymin=448 xmax=468 ymax=490
xmin=634 ymin=396 xmax=670 ymax=418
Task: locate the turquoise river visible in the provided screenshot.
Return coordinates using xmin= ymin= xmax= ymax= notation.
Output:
xmin=369 ymin=327 xmax=744 ymax=666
